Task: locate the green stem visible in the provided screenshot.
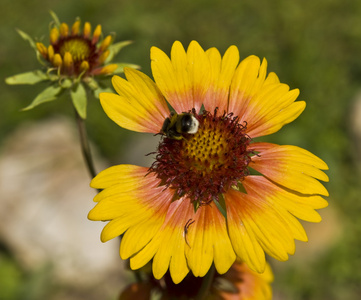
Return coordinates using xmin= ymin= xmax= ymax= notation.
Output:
xmin=196 ymin=265 xmax=216 ymax=300
xmin=134 ymin=270 xmax=143 ymax=283
xmin=75 ymin=109 xmax=97 ymax=179
xmin=75 ymin=110 xmax=143 ymax=284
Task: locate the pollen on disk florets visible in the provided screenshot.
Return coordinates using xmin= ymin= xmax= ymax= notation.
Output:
xmin=150 ymin=109 xmax=252 ymax=205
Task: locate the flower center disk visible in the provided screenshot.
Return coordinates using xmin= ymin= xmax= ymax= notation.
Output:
xmin=59 ymin=38 xmax=91 ymax=62
xmin=151 ymin=110 xmax=252 ymax=205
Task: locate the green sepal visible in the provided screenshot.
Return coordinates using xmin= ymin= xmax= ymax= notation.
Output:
xmin=214 ymin=194 xmax=227 ymax=219
xmin=84 ymin=77 xmax=99 ymax=90
xmin=193 ymin=201 xmax=200 ymax=213
xmin=60 ymin=78 xmax=73 ymax=89
xmin=113 ymin=63 xmax=141 ymax=74
xmin=5 ymin=70 xmax=48 ymax=85
xmin=35 ymin=51 xmax=48 ymax=67
xmin=234 ymin=182 xmax=247 ymax=194
xmin=47 ymin=72 xmax=60 ymax=82
xmin=71 ymin=82 xmax=87 ymax=119
xmin=16 ymin=29 xmax=37 ymax=51
xmin=93 ymin=87 xmax=114 ymax=98
xmin=105 ymin=40 xmax=133 ymax=63
xmin=22 ymin=85 xmax=62 ymax=111
xmin=84 ymin=78 xmax=114 ymax=97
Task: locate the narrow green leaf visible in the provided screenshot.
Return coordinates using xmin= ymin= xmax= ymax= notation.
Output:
xmin=105 ymin=40 xmax=133 ymax=63
xmin=16 ymin=29 xmax=37 ymax=51
xmin=71 ymin=83 xmax=87 ymax=119
xmin=49 ymin=10 xmax=60 ymax=26
xmin=22 ymin=85 xmax=62 ymax=111
xmin=113 ymin=63 xmax=141 ymax=74
xmin=214 ymin=194 xmax=227 ymax=219
xmin=5 ymin=70 xmax=48 ymax=85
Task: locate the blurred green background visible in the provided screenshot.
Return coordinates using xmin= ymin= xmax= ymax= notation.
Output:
xmin=1 ymin=0 xmax=361 ymax=299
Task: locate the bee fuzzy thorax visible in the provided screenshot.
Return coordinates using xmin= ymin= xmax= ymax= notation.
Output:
xmin=161 ymin=112 xmax=199 ymax=140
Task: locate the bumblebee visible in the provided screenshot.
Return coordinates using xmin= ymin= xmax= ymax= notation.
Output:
xmin=161 ymin=112 xmax=199 ymax=140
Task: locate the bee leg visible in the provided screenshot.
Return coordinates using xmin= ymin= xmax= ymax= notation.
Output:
xmin=184 ymin=218 xmax=195 ymax=247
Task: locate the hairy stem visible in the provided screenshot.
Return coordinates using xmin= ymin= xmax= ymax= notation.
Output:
xmin=75 ymin=110 xmax=97 ymax=179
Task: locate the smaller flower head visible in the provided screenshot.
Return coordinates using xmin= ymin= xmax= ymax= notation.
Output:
xmin=212 ymin=262 xmax=273 ymax=300
xmin=5 ymin=11 xmax=138 ymax=119
xmin=36 ymin=18 xmax=116 ymax=77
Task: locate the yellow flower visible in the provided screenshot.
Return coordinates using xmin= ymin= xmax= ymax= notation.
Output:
xmin=212 ymin=262 xmax=273 ymax=300
xmin=36 ymin=19 xmax=116 ymax=77
xmin=5 ymin=12 xmax=138 ymax=119
xmin=88 ymin=41 xmax=329 ymax=284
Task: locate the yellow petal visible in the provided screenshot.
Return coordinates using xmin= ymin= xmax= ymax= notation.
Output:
xmin=249 ymin=143 xmax=329 ymax=196
xmin=50 ymin=27 xmax=59 ymax=44
xmin=264 ymin=71 xmax=280 ymax=85
xmin=151 ymin=42 xmax=192 ymax=113
xmin=185 ymin=41 xmax=212 ymax=112
xmin=244 ymin=174 xmax=328 ymax=223
xmin=123 ymin=68 xmax=170 ymax=121
xmin=226 ymin=189 xmax=293 ymax=262
xmin=47 ymin=45 xmax=54 ymax=61
xmin=151 ymin=41 xmax=211 ymax=113
xmin=83 ymin=22 xmax=91 ymax=38
xmin=204 ymin=45 xmax=239 ymax=113
xmin=130 ymin=234 xmax=162 ymax=270
xmin=153 ymin=198 xmax=193 ymax=281
xmin=101 ymin=70 xmax=169 ymax=133
xmin=98 ymin=50 xmax=110 ymax=64
xmin=130 ymin=197 xmax=193 ymax=283
xmin=71 ymin=20 xmax=81 ymax=35
xmin=120 ymin=218 xmax=164 ymax=259
xmin=100 ymin=35 xmax=112 ymax=51
xmin=63 ymin=51 xmax=74 ymax=70
xmin=100 ymin=211 xmax=152 ymax=242
xmin=80 ymin=60 xmax=90 ymax=72
xmin=169 ymin=240 xmax=190 ymax=284
xmin=184 ymin=205 xmax=213 ymax=277
xmin=59 ymin=22 xmax=69 ymax=37
xmin=245 ymin=87 xmax=305 ymax=137
xmin=93 ymin=64 xmax=117 ymax=75
xmin=92 ymin=24 xmax=102 ymax=44
xmin=52 ymin=53 xmax=62 ymax=67
xmin=227 ymin=56 xmax=305 ymax=137
xmin=36 ymin=42 xmax=47 ymax=58
xmin=225 ymin=190 xmax=266 ymax=273
xmin=229 ymin=55 xmax=266 ymax=117
xmin=185 ymin=202 xmax=236 ymax=276
xmin=100 ymin=92 xmax=157 ymax=133
xmin=90 ymin=164 xmax=145 ymax=189
xmin=88 ymin=167 xmax=173 ymax=250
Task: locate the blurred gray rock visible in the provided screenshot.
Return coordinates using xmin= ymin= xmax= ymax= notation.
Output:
xmin=0 ymin=117 xmax=126 ymax=294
